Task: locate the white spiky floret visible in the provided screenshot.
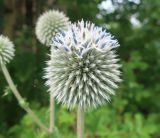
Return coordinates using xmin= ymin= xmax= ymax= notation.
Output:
xmin=0 ymin=35 xmax=15 ymax=64
xmin=45 ymin=20 xmax=122 ymax=109
xmin=35 ymin=9 xmax=69 ymax=46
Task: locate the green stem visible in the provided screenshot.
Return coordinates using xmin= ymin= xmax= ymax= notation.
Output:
xmin=49 ymin=95 xmax=55 ymax=134
xmin=77 ymin=107 xmax=85 ymax=138
xmin=0 ymin=61 xmax=49 ymax=133
xmin=49 ymin=48 xmax=55 ymax=135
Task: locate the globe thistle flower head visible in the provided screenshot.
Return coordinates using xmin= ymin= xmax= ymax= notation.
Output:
xmin=45 ymin=20 xmax=122 ymax=109
xmin=35 ymin=9 xmax=69 ymax=46
xmin=0 ymin=35 xmax=15 ymax=64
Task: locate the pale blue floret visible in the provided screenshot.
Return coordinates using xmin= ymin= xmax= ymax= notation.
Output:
xmin=52 ymin=20 xmax=120 ymax=57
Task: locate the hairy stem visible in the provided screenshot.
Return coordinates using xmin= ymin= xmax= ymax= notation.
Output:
xmin=49 ymin=95 xmax=55 ymax=133
xmin=0 ymin=61 xmax=49 ymax=133
xmin=77 ymin=107 xmax=85 ymax=138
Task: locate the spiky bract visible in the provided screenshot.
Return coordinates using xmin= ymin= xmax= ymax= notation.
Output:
xmin=0 ymin=35 xmax=15 ymax=64
xmin=35 ymin=10 xmax=69 ymax=46
xmin=45 ymin=20 xmax=122 ymax=109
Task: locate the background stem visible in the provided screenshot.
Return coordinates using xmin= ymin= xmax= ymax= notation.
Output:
xmin=49 ymin=95 xmax=55 ymax=133
xmin=0 ymin=61 xmax=49 ymax=133
xmin=77 ymin=107 xmax=85 ymax=138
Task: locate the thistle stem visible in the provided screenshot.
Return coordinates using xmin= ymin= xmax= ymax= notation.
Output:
xmin=49 ymin=95 xmax=55 ymax=133
xmin=0 ymin=61 xmax=49 ymax=133
xmin=77 ymin=107 xmax=85 ymax=138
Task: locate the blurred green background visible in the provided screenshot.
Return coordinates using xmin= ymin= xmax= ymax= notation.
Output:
xmin=0 ymin=0 xmax=160 ymax=138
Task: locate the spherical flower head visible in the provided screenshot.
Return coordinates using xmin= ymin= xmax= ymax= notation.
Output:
xmin=0 ymin=35 xmax=15 ymax=64
xmin=35 ymin=9 xmax=69 ymax=46
xmin=45 ymin=20 xmax=122 ymax=109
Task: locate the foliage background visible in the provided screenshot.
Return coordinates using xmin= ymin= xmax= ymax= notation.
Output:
xmin=0 ymin=0 xmax=160 ymax=137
